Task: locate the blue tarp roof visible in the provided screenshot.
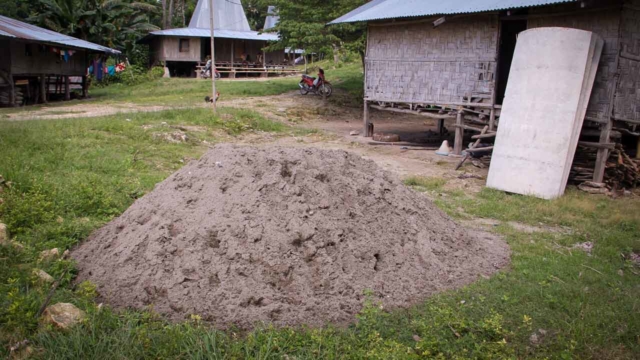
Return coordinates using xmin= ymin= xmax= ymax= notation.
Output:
xmin=0 ymin=15 xmax=120 ymax=54
xmin=145 ymin=27 xmax=278 ymax=41
xmin=329 ymin=0 xmax=578 ymax=24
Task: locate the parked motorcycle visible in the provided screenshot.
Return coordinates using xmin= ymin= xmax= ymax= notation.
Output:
xmin=299 ymin=68 xmax=332 ymax=97
xmin=201 ymin=59 xmax=221 ymax=79
xmin=202 ymin=67 xmax=220 ymax=79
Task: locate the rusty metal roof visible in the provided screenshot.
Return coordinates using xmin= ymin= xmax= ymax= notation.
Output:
xmin=329 ymin=0 xmax=578 ymax=24
xmin=0 ymin=15 xmax=120 ymax=54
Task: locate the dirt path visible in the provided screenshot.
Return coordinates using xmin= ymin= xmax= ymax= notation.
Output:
xmin=225 ymin=90 xmax=489 ymax=193
xmin=2 ymin=89 xmax=488 ymax=191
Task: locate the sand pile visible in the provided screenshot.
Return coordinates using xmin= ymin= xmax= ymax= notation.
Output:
xmin=73 ymin=144 xmax=509 ymax=328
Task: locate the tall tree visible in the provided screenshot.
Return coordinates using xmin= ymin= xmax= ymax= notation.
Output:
xmin=263 ymin=0 xmax=367 ymax=64
xmin=29 ymin=0 xmax=160 ymax=59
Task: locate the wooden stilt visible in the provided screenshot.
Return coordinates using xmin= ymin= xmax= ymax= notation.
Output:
xmin=593 ymin=119 xmax=612 ymax=183
xmin=453 ymin=108 xmax=464 ymax=155
xmin=40 ymin=75 xmax=47 ymax=104
xmin=8 ymin=73 xmax=16 ymax=107
xmin=363 ymin=100 xmax=370 ymax=136
xmin=64 ymin=76 xmax=70 ymax=101
xmin=489 ymin=107 xmax=496 ymax=131
xmin=81 ymin=75 xmax=88 ymax=98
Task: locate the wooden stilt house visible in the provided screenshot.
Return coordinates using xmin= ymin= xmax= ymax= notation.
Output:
xmin=139 ymin=0 xmax=292 ymax=78
xmin=330 ymin=0 xmax=640 ymax=184
xmin=0 ymin=15 xmax=120 ymax=107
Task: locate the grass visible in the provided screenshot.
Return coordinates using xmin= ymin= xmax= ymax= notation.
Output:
xmin=1 ymin=62 xmax=639 ymax=359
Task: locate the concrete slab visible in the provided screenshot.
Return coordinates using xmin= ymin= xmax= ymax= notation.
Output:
xmin=487 ymin=27 xmax=604 ymax=199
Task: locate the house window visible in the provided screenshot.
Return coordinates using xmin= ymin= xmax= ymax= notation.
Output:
xmin=179 ymin=39 xmax=190 ymax=53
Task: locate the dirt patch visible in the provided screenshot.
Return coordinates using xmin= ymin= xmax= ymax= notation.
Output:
xmin=73 ymin=144 xmax=509 ymax=329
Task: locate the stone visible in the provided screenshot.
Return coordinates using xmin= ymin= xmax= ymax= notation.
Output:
xmin=39 ymin=248 xmax=60 ymax=261
xmin=42 ymin=303 xmax=86 ymax=329
xmin=349 ymin=130 xmax=359 ymax=136
xmin=0 ymin=222 xmax=8 ymax=245
xmin=33 ymin=269 xmax=54 ymax=283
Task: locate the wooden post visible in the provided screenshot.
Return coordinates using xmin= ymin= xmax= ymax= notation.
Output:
xmin=40 ymin=75 xmax=47 ymax=104
xmin=453 ymin=108 xmax=464 ymax=155
xmin=593 ymin=50 xmax=621 ymax=183
xmin=208 ymin=0 xmax=217 ymax=113
xmin=363 ymin=100 xmax=370 ymax=135
xmin=489 ymin=107 xmax=496 ymax=131
xmin=64 ymin=76 xmax=70 ymax=101
xmin=8 ymin=73 xmax=15 ymax=107
xmin=593 ymin=120 xmax=612 ymax=183
xmin=230 ymin=39 xmax=235 ymax=78
xmin=81 ymin=75 xmax=88 ymax=98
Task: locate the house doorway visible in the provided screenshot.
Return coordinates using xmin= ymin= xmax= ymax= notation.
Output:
xmin=496 ymin=19 xmax=527 ymax=104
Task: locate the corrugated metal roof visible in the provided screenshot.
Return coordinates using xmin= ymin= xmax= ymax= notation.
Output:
xmin=0 ymin=15 xmax=120 ymax=54
xmin=329 ymin=0 xmax=578 ymax=24
xmin=148 ymin=27 xmax=278 ymax=41
xmin=264 ymin=6 xmax=279 ymax=30
xmin=189 ymin=0 xmax=251 ymax=31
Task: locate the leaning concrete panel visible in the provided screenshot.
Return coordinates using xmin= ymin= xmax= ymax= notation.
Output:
xmin=486 ymin=27 xmax=604 ymax=199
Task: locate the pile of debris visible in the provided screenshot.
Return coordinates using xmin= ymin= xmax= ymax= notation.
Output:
xmin=73 ymin=144 xmax=510 ymax=329
xmin=571 ymin=144 xmax=639 ymax=190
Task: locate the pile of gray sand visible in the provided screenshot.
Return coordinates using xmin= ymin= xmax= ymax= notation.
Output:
xmin=73 ymin=144 xmax=509 ymax=328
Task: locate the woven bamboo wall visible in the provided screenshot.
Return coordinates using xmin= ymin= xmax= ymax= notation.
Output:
xmin=615 ymin=0 xmax=640 ymax=121
xmin=528 ymin=6 xmax=622 ymax=121
xmin=365 ymin=15 xmax=498 ymax=104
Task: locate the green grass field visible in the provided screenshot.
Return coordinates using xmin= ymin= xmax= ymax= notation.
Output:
xmin=0 ymin=62 xmax=639 ymax=359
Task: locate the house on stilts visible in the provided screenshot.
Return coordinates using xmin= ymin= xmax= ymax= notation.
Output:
xmin=139 ymin=0 xmax=293 ymax=78
xmin=330 ymin=0 xmax=640 ymax=184
xmin=0 ymin=15 xmax=120 ymax=107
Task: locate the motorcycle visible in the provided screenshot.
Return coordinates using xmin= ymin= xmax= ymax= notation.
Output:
xmin=202 ymin=67 xmax=220 ymax=79
xmin=299 ymin=68 xmax=332 ymax=97
xmin=201 ymin=60 xmax=221 ymax=79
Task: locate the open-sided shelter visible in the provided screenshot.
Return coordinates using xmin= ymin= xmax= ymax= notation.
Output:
xmin=330 ymin=0 xmax=640 ymax=183
xmin=0 ymin=15 xmax=120 ymax=107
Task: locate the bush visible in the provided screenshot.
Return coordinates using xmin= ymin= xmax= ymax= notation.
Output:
xmin=92 ymin=65 xmax=165 ymax=88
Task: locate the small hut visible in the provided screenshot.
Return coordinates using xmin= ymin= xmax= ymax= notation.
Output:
xmin=0 ymin=15 xmax=120 ymax=107
xmin=140 ymin=0 xmax=290 ymax=78
xmin=330 ymin=0 xmax=640 ymax=183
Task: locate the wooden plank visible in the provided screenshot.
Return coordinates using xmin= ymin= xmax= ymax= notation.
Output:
xmin=369 ymin=104 xmax=456 ymax=119
xmin=453 ymin=109 xmax=463 ymax=155
xmin=578 ymin=141 xmax=615 ymax=150
xmin=594 ymin=46 xmax=621 ymax=182
xmin=453 ymin=124 xmax=485 ymax=132
xmin=364 ymin=98 xmax=495 ymax=109
xmin=465 ymin=146 xmax=494 ymax=152
xmin=471 ymin=132 xmax=496 ymax=139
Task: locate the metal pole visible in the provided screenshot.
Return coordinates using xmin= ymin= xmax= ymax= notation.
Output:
xmin=209 ymin=0 xmax=216 ymax=113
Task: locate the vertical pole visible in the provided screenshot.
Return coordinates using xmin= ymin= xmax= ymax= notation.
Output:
xmin=40 ymin=75 xmax=47 ymax=104
xmin=489 ymin=107 xmax=496 ymax=131
xmin=209 ymin=0 xmax=216 ymax=113
xmin=81 ymin=75 xmax=88 ymax=98
xmin=593 ymin=120 xmax=612 ymax=183
xmin=454 ymin=108 xmax=463 ymax=155
xmin=64 ymin=76 xmax=70 ymax=101
xmin=8 ymin=73 xmax=15 ymax=107
xmin=363 ymin=100 xmax=370 ymax=135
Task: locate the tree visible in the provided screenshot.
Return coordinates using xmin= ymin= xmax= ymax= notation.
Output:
xmin=28 ymin=0 xmax=160 ymax=62
xmin=263 ymin=0 xmax=367 ymax=64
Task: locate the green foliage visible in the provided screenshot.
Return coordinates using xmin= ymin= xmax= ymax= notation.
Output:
xmin=94 ymin=65 xmax=164 ymax=87
xmin=404 ymin=176 xmax=447 ymax=191
xmin=27 ymin=0 xmax=160 ymax=55
xmin=264 ymin=0 xmax=367 ymax=62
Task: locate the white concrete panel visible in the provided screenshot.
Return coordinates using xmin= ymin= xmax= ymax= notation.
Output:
xmin=487 ymin=27 xmax=603 ymax=199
